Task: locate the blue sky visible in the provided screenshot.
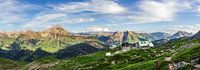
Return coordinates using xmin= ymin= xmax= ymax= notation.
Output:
xmin=0 ymin=0 xmax=200 ymax=34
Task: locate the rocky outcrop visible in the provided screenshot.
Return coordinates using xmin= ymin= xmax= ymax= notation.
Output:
xmin=21 ymin=30 xmax=40 ymax=39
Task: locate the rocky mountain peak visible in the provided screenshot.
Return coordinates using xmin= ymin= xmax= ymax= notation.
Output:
xmin=112 ymin=31 xmax=124 ymax=42
xmin=108 ymin=31 xmax=142 ymax=44
xmin=169 ymin=31 xmax=192 ymax=39
xmin=21 ymin=30 xmax=40 ymax=38
xmin=47 ymin=25 xmax=66 ymax=31
xmin=125 ymin=31 xmax=138 ymax=35
xmin=174 ymin=31 xmax=192 ymax=37
xmin=41 ymin=25 xmax=70 ymax=38
xmin=176 ymin=31 xmax=191 ymax=36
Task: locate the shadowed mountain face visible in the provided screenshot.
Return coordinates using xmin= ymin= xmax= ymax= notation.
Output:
xmin=192 ymin=31 xmax=200 ymax=39
xmin=0 ymin=42 xmax=104 ymax=62
xmin=56 ymin=43 xmax=101 ymax=59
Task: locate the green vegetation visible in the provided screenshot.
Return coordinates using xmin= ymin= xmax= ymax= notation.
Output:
xmin=172 ymin=44 xmax=200 ymax=62
xmin=119 ymin=59 xmax=158 ymax=70
xmin=0 ymin=37 xmax=200 ymax=70
xmin=0 ymin=58 xmax=26 ymax=70
xmin=29 ymin=38 xmax=199 ymax=70
xmin=36 ymin=56 xmax=58 ymax=64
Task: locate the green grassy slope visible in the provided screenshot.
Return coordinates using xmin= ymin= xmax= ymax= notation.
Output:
xmin=0 ymin=38 xmax=200 ymax=70
xmin=0 ymin=58 xmax=26 ymax=70
xmin=30 ymin=38 xmax=200 ymax=70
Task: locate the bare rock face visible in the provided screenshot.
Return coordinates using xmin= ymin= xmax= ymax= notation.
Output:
xmin=5 ymin=32 xmax=22 ymax=39
xmin=21 ymin=30 xmax=40 ymax=39
xmin=192 ymin=31 xmax=200 ymax=39
xmin=0 ymin=32 xmax=6 ymax=39
xmin=106 ymin=31 xmax=144 ymax=46
xmin=41 ymin=25 xmax=70 ymax=38
xmin=110 ymin=31 xmax=124 ymax=42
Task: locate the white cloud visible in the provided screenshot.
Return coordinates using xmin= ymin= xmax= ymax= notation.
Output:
xmin=0 ymin=0 xmax=26 ymax=24
xmin=85 ymin=26 xmax=110 ymax=32
xmin=126 ymin=0 xmax=191 ymax=23
xmin=170 ymin=24 xmax=200 ymax=33
xmin=1 ymin=0 xmax=200 ymax=32
xmin=135 ymin=24 xmax=200 ymax=34
xmin=0 ymin=0 xmax=43 ymax=24
xmin=51 ymin=0 xmax=126 ymax=14
xmin=66 ymin=18 xmax=94 ymax=24
xmin=23 ymin=13 xmax=66 ymax=28
xmin=23 ymin=13 xmax=95 ymax=29
xmin=195 ymin=6 xmax=200 ymax=16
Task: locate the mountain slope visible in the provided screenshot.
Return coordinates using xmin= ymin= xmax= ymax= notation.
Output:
xmin=169 ymin=31 xmax=192 ymax=39
xmin=192 ymin=31 xmax=200 ymax=39
xmin=107 ymin=31 xmax=148 ymax=45
xmin=0 ymin=58 xmax=26 ymax=70
xmin=41 ymin=25 xmax=70 ymax=38
xmin=150 ymin=32 xmax=170 ymax=40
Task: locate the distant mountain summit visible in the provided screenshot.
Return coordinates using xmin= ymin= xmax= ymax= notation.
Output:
xmin=41 ymin=25 xmax=70 ymax=38
xmin=192 ymin=31 xmax=200 ymax=39
xmin=169 ymin=31 xmax=192 ymax=39
xmin=150 ymin=32 xmax=170 ymax=40
xmin=109 ymin=31 xmax=124 ymax=43
xmin=122 ymin=31 xmax=141 ymax=43
xmin=106 ymin=31 xmax=147 ymax=45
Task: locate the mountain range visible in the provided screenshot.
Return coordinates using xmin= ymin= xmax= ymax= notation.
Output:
xmin=0 ymin=25 xmax=200 ymax=70
xmin=168 ymin=31 xmax=193 ymax=39
xmin=149 ymin=32 xmax=171 ymax=40
xmin=0 ymin=25 xmax=199 ymax=61
xmin=0 ymin=25 xmax=105 ymax=61
xmin=96 ymin=31 xmax=153 ymax=45
xmin=1 ymin=31 xmax=200 ymax=70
